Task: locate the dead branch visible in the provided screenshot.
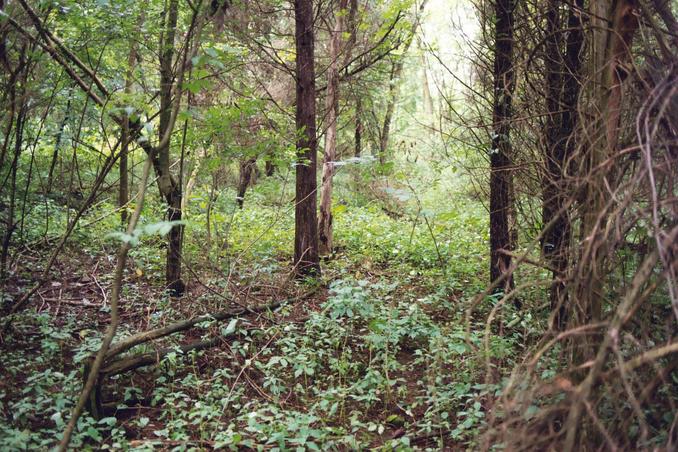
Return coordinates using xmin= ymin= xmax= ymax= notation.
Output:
xmin=105 ymin=300 xmax=281 ymax=359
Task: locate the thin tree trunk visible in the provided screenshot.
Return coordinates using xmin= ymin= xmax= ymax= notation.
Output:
xmin=119 ymin=128 xmax=129 ymax=224
xmin=318 ymin=0 xmax=349 ymax=256
xmin=378 ymin=0 xmax=428 ymax=164
xmin=380 ymin=63 xmax=398 ymax=165
xmin=157 ymin=0 xmax=185 ymax=295
xmin=355 ymin=96 xmax=362 ymax=157
xmin=577 ymin=0 xmax=638 ymax=326
xmin=542 ymin=0 xmax=584 ymax=329
xmin=1 ymin=99 xmax=26 ymax=278
xmin=489 ymin=0 xmax=515 ymax=292
xmin=205 ymin=173 xmax=218 ymax=249
xmin=419 ymin=40 xmax=434 ymax=117
xmin=542 ymin=0 xmax=568 ymax=327
xmin=0 ymin=92 xmax=15 ymax=171
xmin=1 ymin=44 xmax=28 ymax=278
xmin=236 ymin=157 xmax=257 ymax=208
xmin=47 ymin=96 xmax=71 ymax=194
xmin=119 ymin=13 xmax=142 ymax=225
xmin=348 ymin=0 xmax=361 ymax=159
xmin=165 ymin=183 xmax=183 ymax=292
xmin=293 ymin=0 xmax=321 ymax=276
xmin=182 ymin=147 xmax=206 ymax=214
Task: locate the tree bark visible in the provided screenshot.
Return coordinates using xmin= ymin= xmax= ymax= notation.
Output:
xmin=577 ymin=0 xmax=638 ymax=325
xmin=318 ymin=0 xmax=349 ymax=256
xmin=489 ymin=0 xmax=515 ymax=292
xmin=293 ymin=0 xmax=321 ymax=276
xmin=157 ymin=0 xmax=185 ymax=296
xmin=0 ymin=87 xmax=15 ymax=171
xmin=1 ymin=45 xmax=28 ymax=278
xmin=236 ymin=157 xmax=257 ymax=208
xmin=541 ymin=0 xmax=584 ymax=329
xmin=1 ymin=94 xmax=26 ymax=278
xmin=355 ymin=96 xmax=362 ymax=157
xmin=119 ymin=114 xmax=130 ymax=227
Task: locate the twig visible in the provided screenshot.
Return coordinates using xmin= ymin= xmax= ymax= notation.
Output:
xmin=563 ymin=249 xmax=661 ymax=451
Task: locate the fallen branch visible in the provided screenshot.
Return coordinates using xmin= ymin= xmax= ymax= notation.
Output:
xmin=102 ymin=337 xmax=221 ymax=376
xmin=105 ymin=300 xmax=281 ymax=359
xmin=80 ymin=300 xmax=282 ymax=418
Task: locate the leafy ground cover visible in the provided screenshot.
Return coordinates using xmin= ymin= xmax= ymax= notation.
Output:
xmin=0 ymin=168 xmax=534 ymax=450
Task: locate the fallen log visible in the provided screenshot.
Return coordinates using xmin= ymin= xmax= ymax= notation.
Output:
xmin=103 ymin=337 xmax=221 ymax=376
xmin=83 ymin=300 xmax=282 ymax=418
xmin=105 ymin=300 xmax=281 ymax=359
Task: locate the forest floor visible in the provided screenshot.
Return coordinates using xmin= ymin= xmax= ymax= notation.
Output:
xmin=0 ymin=171 xmax=539 ymax=450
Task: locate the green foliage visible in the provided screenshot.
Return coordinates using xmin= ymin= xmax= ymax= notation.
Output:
xmin=0 ymin=122 xmax=514 ymax=449
xmin=0 ymin=312 xmax=125 ymax=450
xmin=107 ymin=220 xmax=187 ymax=247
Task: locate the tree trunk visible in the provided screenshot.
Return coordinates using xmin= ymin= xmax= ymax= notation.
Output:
xmin=293 ymin=0 xmax=321 ymax=276
xmin=1 ymin=97 xmax=26 ymax=278
xmin=119 ymin=122 xmax=130 ymax=225
xmin=576 ymin=0 xmax=638 ymax=325
xmin=318 ymin=0 xmax=349 ymax=256
xmin=119 ymin=13 xmax=142 ymax=225
xmin=165 ymin=184 xmax=184 ymax=295
xmin=47 ymin=97 xmax=71 ymax=195
xmin=0 ymin=91 xmax=15 ymax=171
xmin=355 ymin=96 xmax=362 ymax=157
xmin=541 ymin=0 xmax=584 ymax=329
xmin=380 ymin=63 xmax=398 ymax=165
xmin=419 ymin=40 xmax=434 ymax=117
xmin=157 ymin=0 xmax=185 ymax=296
xmin=1 ymin=45 xmax=28 ymax=278
xmin=489 ymin=0 xmax=515 ymax=292
xmin=236 ymin=157 xmax=257 ymax=208
xmin=378 ymin=0 xmax=428 ymax=164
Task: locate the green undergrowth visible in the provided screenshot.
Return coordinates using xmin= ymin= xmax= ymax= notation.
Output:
xmin=1 ymin=277 xmax=514 ymax=450
xmin=1 ymin=169 xmax=534 ymax=450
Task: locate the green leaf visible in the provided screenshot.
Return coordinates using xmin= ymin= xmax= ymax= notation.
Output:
xmin=106 ymin=231 xmax=139 ymax=246
xmin=222 ymin=319 xmax=238 ymax=336
xmin=98 ymin=417 xmax=117 ymax=427
xmin=368 ymin=319 xmax=387 ymax=333
xmin=86 ymin=426 xmax=102 ymax=441
xmin=332 ymin=204 xmax=348 ymax=215
xmin=143 ymin=220 xmax=185 ymax=236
